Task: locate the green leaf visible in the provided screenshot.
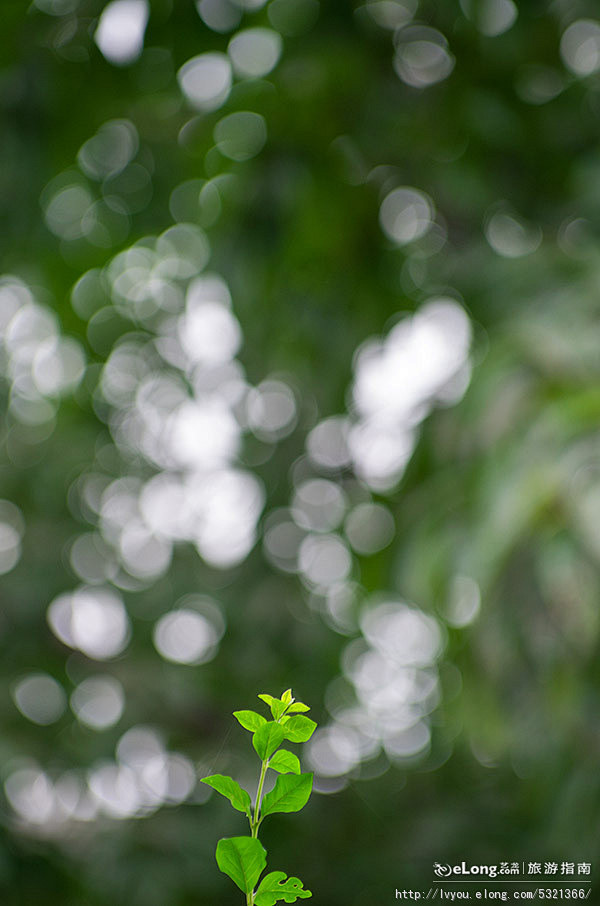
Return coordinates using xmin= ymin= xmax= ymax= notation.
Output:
xmin=261 ymin=772 xmax=313 ymax=818
xmin=268 ymin=749 xmax=301 ymax=775
xmin=258 ymin=693 xmax=277 ymax=707
xmin=286 ymin=702 xmax=310 ymax=714
xmin=253 ymin=721 xmax=285 ymax=760
xmin=234 ymin=709 xmax=267 ymax=732
xmin=254 ymin=871 xmax=312 ymax=904
xmin=215 ymin=837 xmax=266 ymax=894
xmin=201 ymin=775 xmax=252 ymax=816
xmin=258 ymin=693 xmax=286 ymax=720
xmin=281 ymin=688 xmax=293 ymax=704
xmin=281 ymin=715 xmax=317 ymax=743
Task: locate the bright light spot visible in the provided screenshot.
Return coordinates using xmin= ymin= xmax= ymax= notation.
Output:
xmin=106 ymin=235 xmax=197 ymax=316
xmin=479 ymin=0 xmax=517 ymax=36
xmin=54 ymin=771 xmax=98 ymax=821
xmin=5 ymin=302 xmax=57 ymax=359
xmin=228 ymin=28 xmax=283 ymax=79
xmin=214 ymin=111 xmax=267 ymax=161
xmin=76 ymin=243 xmax=262 ymax=578
xmin=460 ymin=0 xmax=517 ymax=37
xmin=308 ymin=726 xmax=362 ymax=776
xmin=167 ymin=399 xmax=240 ymax=469
xmin=191 ymin=469 xmax=265 ymax=567
xmin=558 ymin=217 xmax=594 ymax=258
xmin=560 ymin=20 xmax=600 ymax=77
xmin=485 ymin=208 xmax=542 ymax=257
xmin=178 ymin=298 xmax=242 ymax=367
xmin=0 ymin=277 xmax=85 ymax=434
xmin=94 ymin=0 xmax=149 ymax=66
xmin=71 ymin=676 xmax=125 ymax=729
xmin=324 ymin=582 xmax=360 ymax=634
xmin=117 ymin=726 xmax=165 ymax=766
xmin=366 ymin=0 xmax=417 ymax=30
xmin=263 ymin=511 xmax=306 ymax=572
xmin=348 ymin=420 xmax=414 ymax=491
xmin=383 ymin=721 xmax=430 ymax=759
xmin=139 ymin=474 xmax=193 ymax=541
xmin=47 ymin=587 xmax=131 ymax=660
xmin=12 ymin=674 xmax=66 ymax=726
xmin=99 ymin=478 xmax=143 ymax=545
xmin=352 ymin=298 xmax=471 ymax=430
xmin=78 ymin=120 xmax=139 ymax=181
xmin=394 ymin=27 xmax=455 ymax=88
xmin=318 ymin=602 xmax=441 ymax=776
xmin=8 ymin=393 xmax=56 ymax=427
xmin=445 ymin=575 xmax=481 ymax=627
xmin=349 ymin=300 xmax=471 ymax=490
xmin=32 ymin=337 xmax=85 ymax=396
xmin=361 ymin=602 xmax=441 ymax=665
xmin=291 ymin=479 xmax=347 ymax=532
xmin=119 ymin=521 xmax=172 ymax=580
xmin=153 ymin=608 xmax=221 ymax=664
xmin=0 ymin=500 xmax=25 ymax=575
xmin=70 ymin=532 xmax=117 ymax=584
xmin=0 ymin=277 xmax=31 ymax=329
xmin=99 ymin=728 xmax=193 ymax=810
xmin=379 ymin=186 xmax=435 ymax=245
xmin=306 ymin=416 xmax=352 ymax=470
xmin=298 ymin=533 xmax=352 ymax=587
xmin=5 ymin=768 xmax=56 ymax=825
xmin=321 ymin=599 xmax=442 ymax=771
xmin=87 ymin=762 xmax=140 ymax=818
xmin=344 ymin=502 xmax=395 ymax=555
xmin=178 ymin=53 xmax=232 ymax=112
xmin=197 ymin=0 xmax=242 ymax=33
xmin=156 ymin=224 xmax=211 ymax=279
xmin=106 ymin=225 xmax=210 ymax=314
xmin=247 ymin=379 xmax=297 ymax=441
xmin=160 ymin=753 xmax=197 ymax=804
xmin=44 ymin=184 xmax=94 ymax=240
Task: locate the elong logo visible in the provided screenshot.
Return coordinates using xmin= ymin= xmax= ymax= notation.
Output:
xmin=433 ymin=862 xmax=507 ymax=879
xmin=433 ymin=864 xmax=452 ymax=878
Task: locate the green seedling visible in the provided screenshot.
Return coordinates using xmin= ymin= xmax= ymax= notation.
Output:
xmin=202 ymin=689 xmax=317 ymax=905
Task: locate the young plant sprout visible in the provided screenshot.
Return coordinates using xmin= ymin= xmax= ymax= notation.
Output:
xmin=202 ymin=689 xmax=317 ymax=905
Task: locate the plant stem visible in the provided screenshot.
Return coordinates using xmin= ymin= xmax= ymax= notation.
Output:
xmin=251 ymin=758 xmax=268 ymax=838
xmin=248 ymin=710 xmax=289 ymax=904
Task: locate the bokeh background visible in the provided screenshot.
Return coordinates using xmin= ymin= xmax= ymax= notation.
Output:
xmin=2 ymin=0 xmax=600 ymax=903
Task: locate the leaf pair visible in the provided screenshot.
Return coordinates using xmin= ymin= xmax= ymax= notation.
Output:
xmin=203 ymin=771 xmax=313 ymax=821
xmin=234 ymin=708 xmax=317 ymax=756
xmin=258 ymin=692 xmax=311 ymax=720
xmin=216 ymin=838 xmax=311 ymax=904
